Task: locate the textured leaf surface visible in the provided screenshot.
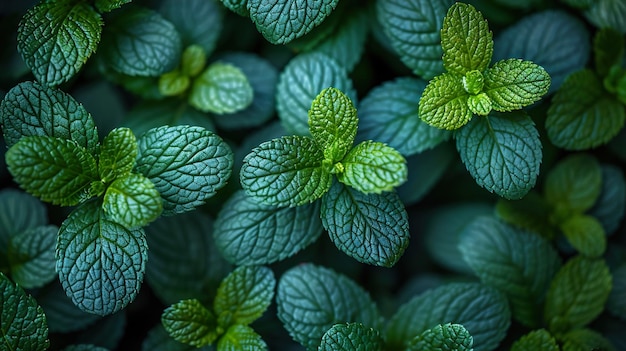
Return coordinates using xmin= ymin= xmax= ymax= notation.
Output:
xmin=135 ymin=125 xmax=233 ymax=215
xmin=213 ymin=191 xmax=322 ymax=265
xmin=6 ymin=136 xmax=99 ymax=206
xmin=386 ymin=282 xmax=510 ymax=351
xmin=0 ymin=273 xmax=49 ymax=351
xmin=159 ymin=0 xmax=223 ymax=55
xmin=458 ymin=216 xmax=561 ymax=327
xmin=484 ymin=59 xmax=551 ymax=111
xmin=103 ymin=174 xmax=163 ymax=229
xmin=189 ymin=62 xmax=253 ymax=114
xmin=0 ymin=189 xmax=47 ymax=249
xmin=56 ymin=201 xmax=147 ymax=315
xmin=408 ymin=323 xmax=473 ymax=351
xmin=322 ymin=182 xmax=409 ymax=267
xmin=277 ymin=264 xmax=381 ymax=351
xmin=218 ymin=324 xmax=267 ymax=351
xmin=510 ymin=329 xmax=559 ymax=351
xmin=560 ymin=215 xmax=606 ymax=258
xmin=98 ymin=128 xmax=137 ymax=183
xmin=419 ymin=73 xmax=471 ymax=130
xmin=319 ymin=323 xmax=383 ymax=351
xmin=247 ymin=0 xmax=340 ymax=44
xmin=309 ymin=87 xmax=357 ymax=162
xmin=162 ymin=299 xmax=218 ymax=347
xmin=95 ymin=0 xmax=131 ymax=13
xmin=9 ymin=225 xmax=58 ymax=289
xmin=456 ymin=113 xmax=542 ymax=199
xmin=17 ymin=0 xmax=102 ymax=86
xmin=589 ymin=165 xmax=626 ymax=235
xmin=240 ymin=136 xmax=331 ymax=207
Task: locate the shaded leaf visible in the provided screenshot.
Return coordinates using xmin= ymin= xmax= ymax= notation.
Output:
xmin=319 ymin=323 xmax=383 ymax=351
xmin=8 ymin=225 xmax=58 ymax=289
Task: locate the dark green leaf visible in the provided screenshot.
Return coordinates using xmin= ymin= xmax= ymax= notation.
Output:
xmin=95 ymin=0 xmax=131 ymax=13
xmin=560 ymin=214 xmax=606 ymax=258
xmin=71 ymin=81 xmax=126 ymax=138
xmin=484 ymin=59 xmax=551 ymax=111
xmin=585 ymin=0 xmax=626 ymax=34
xmin=318 ymin=323 xmax=383 ymax=351
xmin=74 ymin=311 xmax=126 ymax=350
xmin=594 ymin=27 xmax=624 ymax=77
xmin=189 ymin=62 xmax=254 ymax=114
xmin=8 ymin=225 xmax=57 ymax=289
xmin=159 ymin=0 xmax=223 ymax=55
xmin=98 ymin=127 xmax=137 ymax=183
xmin=123 ymin=99 xmax=215 ymax=137
xmin=312 ymin=9 xmax=368 ymax=72
xmin=220 ymin=0 xmax=249 ymax=16
xmin=102 ymin=173 xmax=163 ymax=229
xmin=142 ymin=324 xmax=212 ymax=351
xmin=588 ymin=164 xmax=626 ymax=235
xmin=419 ymin=73 xmax=471 ymax=130
xmin=218 ymin=324 xmax=267 ymax=351
xmin=407 ymin=323 xmax=473 ymax=351
xmin=0 ymin=189 xmax=47 ymax=249
xmin=35 ymin=281 xmax=101 ymax=333
xmin=162 ymin=299 xmax=219 ymax=347
xmin=510 ymin=329 xmax=559 ymax=351
xmin=561 ymin=328 xmax=617 ymax=351
xmin=607 ymin=264 xmax=626 ymax=320
xmin=495 ymin=191 xmax=558 ymax=239
xmin=62 ymin=345 xmax=110 ymax=351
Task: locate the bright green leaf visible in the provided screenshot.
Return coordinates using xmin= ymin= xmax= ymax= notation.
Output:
xmin=181 ymin=45 xmax=207 ymax=77
xmin=588 ymin=164 xmax=626 ymax=235
xmin=407 ymin=323 xmax=473 ymax=351
xmin=0 ymin=189 xmax=47 ymax=249
xmin=510 ymin=329 xmax=559 ymax=351
xmin=98 ymin=127 xmax=137 ymax=183
xmin=159 ymin=0 xmax=223 ymax=55
xmin=102 ymin=173 xmax=162 ymax=229
xmin=318 ymin=323 xmax=383 ymax=351
xmin=594 ymin=27 xmax=624 ymax=77
xmin=162 ymin=299 xmax=219 ymax=347
xmin=466 ymin=92 xmax=492 ymax=116
xmin=218 ymin=324 xmax=267 ymax=351
xmin=8 ymin=225 xmax=58 ymax=289
xmin=561 ymin=328 xmax=617 ymax=351
xmin=560 ymin=214 xmax=606 ymax=258
xmin=189 ymin=62 xmax=253 ymax=114
xmin=419 ymin=72 xmax=471 ymax=130
xmin=483 ymin=59 xmax=551 ymax=112
xmin=158 ymin=70 xmax=190 ymax=97
xmin=95 ymin=0 xmax=131 ymax=13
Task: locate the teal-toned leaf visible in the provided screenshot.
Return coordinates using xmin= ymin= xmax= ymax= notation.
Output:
xmin=281 ymin=0 xmax=345 ymax=53
xmin=159 ymin=0 xmax=223 ymax=55
xmin=276 ymin=52 xmax=356 ymax=136
xmin=585 ymin=0 xmax=626 ymax=34
xmin=319 ymin=323 xmax=383 ymax=351
xmin=17 ymin=0 xmax=102 ymax=86
xmin=309 ymin=87 xmax=357 ymax=162
xmin=561 ymin=328 xmax=617 ymax=351
xmin=376 ymin=0 xmax=452 ymax=79
xmin=142 ymin=324 xmax=212 ymax=351
xmin=247 ymin=0 xmax=340 ymax=44
xmin=135 ymin=125 xmax=233 ymax=215
xmin=546 ymin=69 xmax=626 ymax=150
xmin=544 ymin=256 xmax=612 ymax=333
xmin=408 ymin=323 xmax=473 ymax=351
xmin=6 ymin=136 xmax=99 ymax=206
xmin=0 ymin=189 xmax=47 ymax=250
xmin=493 ymin=10 xmax=590 ymax=94
xmin=277 ymin=264 xmax=382 ymax=351
xmin=62 ymin=345 xmax=110 ymax=351
xmin=607 ymin=264 xmax=626 ymax=320
xmin=98 ymin=127 xmax=137 ymax=183
xmin=123 ymin=99 xmax=215 ymax=137
xmin=357 ymin=77 xmax=451 ymax=156
xmin=588 ymin=165 xmax=626 ymax=235
xmin=240 ymin=136 xmax=331 ymax=207
xmin=102 ymin=173 xmax=163 ymax=229
xmin=312 ymin=9 xmax=368 ymax=72
xmin=321 ymin=182 xmax=409 ymax=267
xmin=8 ymin=225 xmax=57 ymax=289
xmin=594 ymin=28 xmax=624 ymax=77
xmin=560 ymin=214 xmax=606 ymax=258
xmin=162 ymin=299 xmax=219 ymax=347
xmin=510 ymin=329 xmax=559 ymax=351
xmin=101 ymin=6 xmax=181 ymax=76
xmin=71 ymin=81 xmax=126 ymax=139
xmin=386 ymin=282 xmax=510 ymax=351
xmin=495 ymin=191 xmax=558 ymax=239
xmin=56 ymin=200 xmax=147 ymax=315
xmin=456 ymin=112 xmax=542 ymax=199
xmin=419 ymin=72 xmax=471 ymax=130
xmin=483 ymin=59 xmax=551 ymax=112
xmin=0 ymin=81 xmax=99 ymax=154
xmin=95 ymin=0 xmax=131 ymax=13
xmin=35 ymin=281 xmax=101 ymax=333
xmin=213 ymin=190 xmax=323 ymax=265
xmin=0 ymin=273 xmax=49 ymax=351
xmin=189 ymin=62 xmax=253 ymax=114
xmin=220 ymin=0 xmax=249 ymax=16
xmin=234 ymin=122 xmax=289 ymax=173
xmin=458 ymin=216 xmax=562 ymax=328
xmin=158 ymin=70 xmax=190 ymax=97
xmin=218 ymin=324 xmax=267 ymax=351
xmin=441 ymin=2 xmax=493 ymax=75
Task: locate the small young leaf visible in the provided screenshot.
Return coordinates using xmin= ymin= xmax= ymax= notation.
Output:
xmin=0 ymin=273 xmax=49 ymax=351
xmin=135 ymin=125 xmax=233 ymax=215
xmin=159 ymin=0 xmax=223 ymax=55
xmin=309 ymin=87 xmax=357 ymax=162
xmin=17 ymin=0 xmax=102 ymax=86
xmin=544 ymin=255 xmax=612 ymax=333
xmin=419 ymin=73 xmax=471 ymax=130
xmin=0 ymin=189 xmax=47 ymax=247
xmin=8 ymin=225 xmax=58 ymax=289
xmin=98 ymin=127 xmax=138 ymax=183
xmin=57 ymin=201 xmax=147 ymax=315
xmin=218 ymin=324 xmax=267 ymax=351
xmin=407 ymin=323 xmax=473 ymax=351
xmin=561 ymin=328 xmax=617 ymax=351
xmin=95 ymin=0 xmax=131 ymax=13
xmin=607 ymin=264 xmax=626 ymax=320
xmin=510 ymin=329 xmax=559 ymax=351
xmin=441 ymin=2 xmax=493 ymax=75
xmin=102 ymin=173 xmax=163 ymax=229
xmin=240 ymin=136 xmax=332 ymax=207
xmin=483 ymin=59 xmax=551 ymax=111
xmin=319 ymin=323 xmax=383 ymax=351
xmin=189 ymin=62 xmax=253 ymax=114
xmin=6 ymin=136 xmax=99 ymax=206
xmin=162 ymin=299 xmax=219 ymax=347
xmin=560 ymin=214 xmax=606 ymax=258
xmin=594 ymin=28 xmax=625 ymax=77
xmin=321 ymin=182 xmax=409 ymax=267
xmin=588 ymin=164 xmax=626 ymax=235
xmin=158 ymin=70 xmax=190 ymax=97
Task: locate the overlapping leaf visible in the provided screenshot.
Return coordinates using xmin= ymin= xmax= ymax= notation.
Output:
xmin=189 ymin=62 xmax=253 ymax=114
xmin=102 ymin=174 xmax=163 ymax=229
xmin=159 ymin=0 xmax=223 ymax=55
xmin=407 ymin=323 xmax=473 ymax=351
xmin=510 ymin=329 xmax=559 ymax=351
xmin=8 ymin=225 xmax=58 ymax=289
xmin=483 ymin=59 xmax=551 ymax=111
xmin=162 ymin=299 xmax=219 ymax=347
xmin=319 ymin=323 xmax=383 ymax=351
xmin=98 ymin=128 xmax=137 ymax=183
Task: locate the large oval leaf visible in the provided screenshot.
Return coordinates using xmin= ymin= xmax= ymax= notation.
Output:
xmin=159 ymin=0 xmax=223 ymax=55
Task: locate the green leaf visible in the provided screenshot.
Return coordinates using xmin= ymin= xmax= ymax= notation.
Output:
xmin=561 ymin=328 xmax=617 ymax=351
xmin=277 ymin=264 xmax=382 ymax=351
xmin=312 ymin=9 xmax=368 ymax=72
xmin=318 ymin=323 xmax=383 ymax=351
xmin=0 ymin=81 xmax=99 ymax=154
xmin=376 ymin=0 xmax=452 ymax=79
xmin=240 ymin=136 xmax=332 ymax=207
xmin=458 ymin=216 xmax=562 ymax=328
xmin=594 ymin=28 xmax=624 ymax=77
xmin=544 ymin=255 xmax=612 ymax=334
xmin=495 ymin=191 xmax=557 ymax=239
xmin=95 ymin=0 xmax=131 ymax=13
xmin=162 ymin=299 xmax=219 ymax=347
xmin=220 ymin=0 xmax=249 ymax=16
xmin=189 ymin=62 xmax=253 ymax=114
xmin=102 ymin=173 xmax=163 ymax=229
xmin=123 ymin=99 xmax=215 ymax=137
xmin=56 ymin=200 xmax=147 ymax=315
xmin=456 ymin=112 xmax=542 ymax=200
xmin=214 ymin=266 xmax=275 ymax=326
xmin=180 ymin=45 xmax=207 ymax=78
xmin=0 ymin=189 xmax=47 ymax=250
xmin=560 ymin=214 xmax=606 ymax=258
xmin=135 ymin=125 xmax=233 ymax=215
xmin=338 ymin=141 xmax=407 ymax=194
xmin=441 ymin=2 xmax=493 ymax=75
xmin=17 ymin=0 xmax=102 ymax=86
xmin=510 ymin=329 xmax=559 ymax=351
xmin=321 ymin=181 xmax=409 ymax=267
xmin=546 ymin=69 xmax=625 ymax=150
xmin=419 ymin=73 xmax=471 ymax=130
xmin=98 ymin=127 xmax=137 ymax=183
xmin=142 ymin=324 xmax=212 ymax=351
xmin=607 ymin=264 xmax=626 ymax=320
xmin=213 ymin=190 xmax=323 ymax=265
xmin=589 ymin=164 xmax=626 ymax=235
xmin=101 ymin=6 xmax=181 ymax=77
xmin=407 ymin=323 xmax=473 ymax=351
xmin=158 ymin=70 xmax=190 ymax=96
xmin=585 ymin=0 xmax=626 ymax=34
xmin=6 ymin=136 xmax=99 ymax=206
xmin=218 ymin=324 xmax=267 ymax=351
xmin=386 ymin=282 xmax=510 ymax=351
xmin=35 ymin=281 xmax=101 ymax=333
xmin=159 ymin=0 xmax=223 ymax=55
xmin=0 ymin=273 xmax=49 ymax=351
xmin=8 ymin=225 xmax=57 ymax=289
xmin=483 ymin=59 xmax=551 ymax=111
xmin=247 ymin=0 xmax=340 ymax=44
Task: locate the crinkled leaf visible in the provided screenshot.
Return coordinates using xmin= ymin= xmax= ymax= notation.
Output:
xmin=17 ymin=0 xmax=102 ymax=86
xmin=56 ymin=200 xmax=147 ymax=315
xmin=419 ymin=72 xmax=471 ymax=130
xmin=98 ymin=127 xmax=137 ymax=183
xmin=218 ymin=324 xmax=267 ymax=351
xmin=458 ymin=216 xmax=562 ymax=328
xmin=560 ymin=214 xmax=606 ymax=258
xmin=0 ymin=273 xmax=49 ymax=351
xmin=318 ymin=323 xmax=383 ymax=351
xmin=321 ymin=181 xmax=409 ymax=267
xmin=585 ymin=0 xmax=626 ymax=34
xmin=189 ymin=62 xmax=253 ymax=114
xmin=546 ymin=69 xmax=625 ymax=150
xmin=0 ymin=189 xmax=47 ymax=249
xmin=561 ymin=328 xmax=617 ymax=351
xmin=6 ymin=136 xmax=99 ymax=206
xmin=607 ymin=264 xmax=626 ymax=320
xmin=544 ymin=256 xmax=612 ymax=333
xmin=95 ymin=0 xmax=131 ymax=13
xmin=135 ymin=125 xmax=233 ymax=215
xmin=102 ymin=173 xmax=163 ymax=229
xmin=312 ymin=9 xmax=368 ymax=72
xmin=162 ymin=299 xmax=219 ymax=347
xmin=441 ymin=2 xmax=493 ymax=75
xmin=408 ymin=323 xmax=473 ymax=351
xmin=594 ymin=27 xmax=625 ymax=77
xmin=213 ymin=190 xmax=322 ymax=266
xmin=456 ymin=112 xmax=542 ymax=200
xmin=0 ymin=81 xmax=99 ymax=154
xmin=589 ymin=165 xmax=626 ymax=235
xmin=220 ymin=0 xmax=249 ymax=16
xmin=277 ymin=264 xmax=382 ymax=351
xmin=483 ymin=59 xmax=551 ymax=112
xmin=8 ymin=225 xmax=58 ymax=289
xmin=159 ymin=0 xmax=223 ymax=55
xmin=510 ymin=329 xmax=559 ymax=351
xmin=240 ymin=136 xmax=331 ymax=207
xmin=123 ymin=99 xmax=215 ymax=137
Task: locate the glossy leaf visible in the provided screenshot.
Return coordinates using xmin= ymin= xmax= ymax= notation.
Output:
xmin=189 ymin=62 xmax=253 ymax=114
xmin=102 ymin=173 xmax=163 ymax=229
xmin=483 ymin=59 xmax=551 ymax=111
xmin=560 ymin=214 xmax=606 ymax=258
xmin=419 ymin=72 xmax=471 ymax=130
xmin=319 ymin=323 xmax=383 ymax=351
xmin=407 ymin=323 xmax=473 ymax=351
xmin=98 ymin=127 xmax=137 ymax=183
xmin=510 ymin=329 xmax=559 ymax=351
xmin=162 ymin=299 xmax=219 ymax=347
xmin=8 ymin=225 xmax=58 ymax=289
xmin=589 ymin=165 xmax=626 ymax=234
xmin=218 ymin=324 xmax=267 ymax=351
xmin=159 ymin=0 xmax=223 ymax=55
